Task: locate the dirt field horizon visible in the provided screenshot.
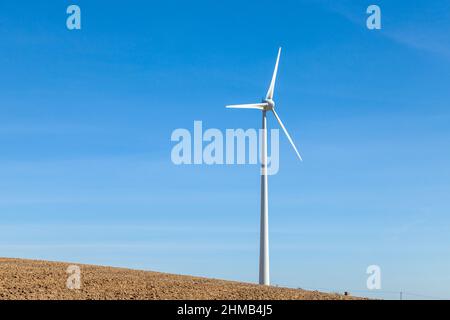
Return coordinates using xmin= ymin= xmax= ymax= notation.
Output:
xmin=0 ymin=257 xmax=362 ymax=300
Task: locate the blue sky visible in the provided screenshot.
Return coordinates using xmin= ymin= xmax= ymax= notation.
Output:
xmin=1 ymin=0 xmax=450 ymax=299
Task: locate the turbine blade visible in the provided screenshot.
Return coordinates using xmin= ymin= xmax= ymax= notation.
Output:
xmin=226 ymin=103 xmax=267 ymax=110
xmin=265 ymin=47 xmax=282 ymax=100
xmin=271 ymin=109 xmax=302 ymax=161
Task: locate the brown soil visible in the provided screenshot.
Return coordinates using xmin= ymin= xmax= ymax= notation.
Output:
xmin=0 ymin=258 xmax=361 ymax=300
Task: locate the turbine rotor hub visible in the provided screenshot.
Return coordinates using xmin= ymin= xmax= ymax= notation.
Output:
xmin=264 ymin=99 xmax=275 ymax=110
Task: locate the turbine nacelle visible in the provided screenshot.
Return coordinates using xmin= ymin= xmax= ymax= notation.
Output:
xmin=263 ymin=99 xmax=275 ymax=110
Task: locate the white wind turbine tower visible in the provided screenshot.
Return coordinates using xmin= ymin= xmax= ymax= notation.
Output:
xmin=226 ymin=48 xmax=302 ymax=285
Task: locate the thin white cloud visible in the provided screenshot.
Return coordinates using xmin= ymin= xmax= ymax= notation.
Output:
xmin=0 ymin=123 xmax=104 ymax=135
xmin=321 ymin=0 xmax=450 ymax=60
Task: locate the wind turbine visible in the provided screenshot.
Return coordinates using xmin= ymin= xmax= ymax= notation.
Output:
xmin=226 ymin=48 xmax=302 ymax=285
